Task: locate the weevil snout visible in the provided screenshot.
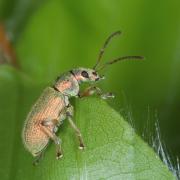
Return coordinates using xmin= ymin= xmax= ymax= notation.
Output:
xmin=95 ymin=75 xmax=105 ymax=81
xmin=88 ymin=70 xmax=102 ymax=82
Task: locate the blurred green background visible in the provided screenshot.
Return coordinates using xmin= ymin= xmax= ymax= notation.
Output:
xmin=0 ymin=0 xmax=180 ymax=162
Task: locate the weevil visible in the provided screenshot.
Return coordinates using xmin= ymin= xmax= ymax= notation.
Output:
xmin=22 ymin=31 xmax=144 ymax=165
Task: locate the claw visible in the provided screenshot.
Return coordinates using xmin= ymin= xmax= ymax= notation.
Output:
xmin=56 ymin=152 xmax=63 ymax=159
xmin=101 ymin=92 xmax=115 ymax=99
xmin=33 ymin=160 xmax=39 ymax=166
xmin=79 ymin=143 xmax=85 ymax=150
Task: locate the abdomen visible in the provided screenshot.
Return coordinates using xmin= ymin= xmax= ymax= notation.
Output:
xmin=22 ymin=87 xmax=66 ymax=156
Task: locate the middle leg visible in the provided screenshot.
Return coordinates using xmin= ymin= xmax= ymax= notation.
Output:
xmin=66 ymin=105 xmax=85 ymax=149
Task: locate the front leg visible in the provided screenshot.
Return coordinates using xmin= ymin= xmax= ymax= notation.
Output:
xmin=78 ymin=86 xmax=115 ymax=99
xmin=66 ymin=105 xmax=85 ymax=149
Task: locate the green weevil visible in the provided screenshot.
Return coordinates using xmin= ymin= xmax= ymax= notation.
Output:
xmin=22 ymin=31 xmax=143 ymax=165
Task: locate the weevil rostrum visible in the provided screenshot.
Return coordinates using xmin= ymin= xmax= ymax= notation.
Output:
xmin=22 ymin=31 xmax=144 ymax=164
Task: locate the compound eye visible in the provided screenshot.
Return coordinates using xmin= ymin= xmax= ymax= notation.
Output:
xmin=81 ymin=71 xmax=89 ymax=78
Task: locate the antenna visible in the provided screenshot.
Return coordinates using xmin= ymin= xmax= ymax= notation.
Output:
xmin=97 ymin=55 xmax=144 ymax=71
xmin=93 ymin=31 xmax=122 ymax=70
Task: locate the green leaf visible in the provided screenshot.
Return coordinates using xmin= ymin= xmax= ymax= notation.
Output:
xmin=0 ymin=0 xmax=178 ymax=179
xmin=0 ymin=66 xmax=175 ymax=180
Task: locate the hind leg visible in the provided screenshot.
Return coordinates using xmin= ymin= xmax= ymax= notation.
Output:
xmin=33 ymin=151 xmax=44 ymax=166
xmin=40 ymin=119 xmax=63 ymax=159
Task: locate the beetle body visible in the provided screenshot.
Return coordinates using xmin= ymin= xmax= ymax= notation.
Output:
xmin=22 ymin=31 xmax=143 ymax=164
xmin=22 ymin=68 xmax=101 ymax=160
xmin=22 ymin=87 xmax=67 ymax=156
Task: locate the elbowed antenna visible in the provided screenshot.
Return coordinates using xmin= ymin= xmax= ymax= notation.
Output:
xmin=93 ymin=31 xmax=122 ymax=70
xmin=96 ymin=55 xmax=144 ymax=71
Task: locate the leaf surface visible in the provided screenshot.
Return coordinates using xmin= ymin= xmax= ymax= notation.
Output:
xmin=0 ymin=0 xmax=177 ymax=179
xmin=0 ymin=66 xmax=175 ymax=180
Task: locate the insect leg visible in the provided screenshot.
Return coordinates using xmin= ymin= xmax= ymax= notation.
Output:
xmin=79 ymin=86 xmax=114 ymax=99
xmin=41 ymin=118 xmax=60 ymax=133
xmin=33 ymin=151 xmax=44 ymax=166
xmin=41 ymin=118 xmax=60 ymax=126
xmin=40 ymin=119 xmax=63 ymax=159
xmin=66 ymin=105 xmax=85 ymax=149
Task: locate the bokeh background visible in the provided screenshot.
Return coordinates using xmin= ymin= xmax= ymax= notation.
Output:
xmin=0 ymin=0 xmax=180 ymax=164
